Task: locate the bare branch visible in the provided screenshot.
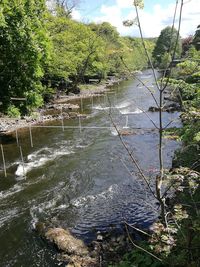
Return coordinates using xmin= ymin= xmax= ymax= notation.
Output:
xmin=125 ymin=221 xmax=151 ymax=237
xmin=124 ymin=223 xmax=163 ymax=262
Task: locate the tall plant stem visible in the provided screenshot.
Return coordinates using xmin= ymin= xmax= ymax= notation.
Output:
xmin=134 ymin=1 xmax=160 ymax=91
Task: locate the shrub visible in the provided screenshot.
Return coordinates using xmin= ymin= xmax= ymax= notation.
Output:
xmin=6 ymin=105 xmax=21 ymax=118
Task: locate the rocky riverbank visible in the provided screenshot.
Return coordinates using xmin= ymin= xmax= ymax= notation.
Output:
xmin=0 ymin=77 xmax=124 ymax=135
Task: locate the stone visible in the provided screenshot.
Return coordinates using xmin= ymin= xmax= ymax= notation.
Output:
xmin=45 ymin=228 xmax=89 ymax=256
xmin=59 ymin=254 xmax=97 ymax=267
xmin=148 ymin=106 xmax=160 ymax=112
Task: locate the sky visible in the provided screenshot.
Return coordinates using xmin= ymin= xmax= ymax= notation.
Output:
xmin=71 ymin=0 xmax=200 ymax=38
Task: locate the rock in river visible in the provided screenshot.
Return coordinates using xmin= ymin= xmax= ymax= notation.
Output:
xmin=45 ymin=228 xmax=89 ymax=256
xmin=41 ymin=227 xmax=98 ymax=266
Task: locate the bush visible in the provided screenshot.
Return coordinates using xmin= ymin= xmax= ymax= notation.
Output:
xmin=6 ymin=105 xmax=21 ymax=118
xmin=25 ymin=90 xmax=44 ymax=113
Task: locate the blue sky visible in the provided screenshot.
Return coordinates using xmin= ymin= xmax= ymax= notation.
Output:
xmin=72 ymin=0 xmax=200 ymax=37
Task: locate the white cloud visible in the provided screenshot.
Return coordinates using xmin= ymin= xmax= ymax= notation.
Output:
xmin=91 ymin=0 xmax=200 ymax=37
xmin=72 ymin=9 xmax=82 ymax=21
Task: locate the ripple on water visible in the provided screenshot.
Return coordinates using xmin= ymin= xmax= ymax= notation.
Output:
xmin=70 ymin=182 xmax=157 ymax=238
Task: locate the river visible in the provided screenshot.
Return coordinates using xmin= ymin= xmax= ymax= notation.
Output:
xmin=0 ymin=70 xmax=182 ymax=266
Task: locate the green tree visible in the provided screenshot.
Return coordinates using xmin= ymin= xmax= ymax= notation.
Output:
xmin=89 ymin=22 xmax=123 ymax=75
xmin=0 ymin=0 xmax=51 ymax=114
xmin=152 ymin=26 xmax=182 ymax=67
xmin=193 ymin=25 xmax=200 ymax=50
xmin=46 ymin=15 xmax=107 ymax=87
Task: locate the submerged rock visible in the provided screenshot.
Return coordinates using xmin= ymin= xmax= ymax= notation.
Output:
xmin=148 ymin=103 xmax=181 ymax=113
xmin=118 ymin=129 xmax=137 ymax=136
xmin=45 ymin=228 xmax=89 ymax=256
xmin=58 ymin=254 xmax=97 ymax=267
xmin=39 ymin=227 xmax=98 ymax=266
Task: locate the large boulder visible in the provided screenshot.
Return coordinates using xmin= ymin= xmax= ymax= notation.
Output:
xmin=37 ymin=226 xmax=98 ymax=267
xmin=45 ymin=228 xmax=89 ymax=256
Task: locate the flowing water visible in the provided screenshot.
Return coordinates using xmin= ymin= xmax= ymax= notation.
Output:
xmin=0 ymin=70 xmax=182 ymax=266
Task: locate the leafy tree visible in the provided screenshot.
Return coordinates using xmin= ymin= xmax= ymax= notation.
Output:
xmin=152 ymin=26 xmax=182 ymax=67
xmin=193 ymin=25 xmax=200 ymax=50
xmin=88 ymin=22 xmax=123 ymax=75
xmin=46 ymin=15 xmax=107 ymax=87
xmin=0 ymin=0 xmax=51 ymax=113
xmin=181 ymin=35 xmax=193 ymax=56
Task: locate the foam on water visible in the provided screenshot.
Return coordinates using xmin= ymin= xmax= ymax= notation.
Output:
xmin=120 ymin=107 xmax=143 ymax=115
xmin=110 ymin=128 xmax=118 ymax=136
xmin=29 ymin=180 xmax=71 ymax=227
xmin=15 ymin=146 xmax=73 ymax=177
xmin=0 ymin=184 xmax=23 ymax=200
xmin=141 ymin=75 xmax=153 ymax=79
xmin=0 ymin=207 xmax=20 ymax=228
xmin=93 ymin=105 xmax=110 ymax=111
xmin=115 ymin=101 xmax=130 ymax=109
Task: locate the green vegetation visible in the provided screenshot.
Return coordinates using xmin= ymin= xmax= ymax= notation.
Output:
xmin=0 ymin=1 xmax=154 ymax=116
xmin=152 ymin=26 xmax=182 ymax=68
xmin=193 ymin=25 xmax=200 ymax=51
xmin=0 ymin=0 xmax=51 ymax=115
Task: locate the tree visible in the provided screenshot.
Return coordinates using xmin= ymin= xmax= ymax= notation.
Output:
xmin=181 ymin=35 xmax=193 ymax=56
xmin=193 ymin=25 xmax=200 ymax=50
xmin=46 ymin=0 xmax=80 ymax=17
xmin=46 ymin=15 xmax=107 ymax=87
xmin=152 ymin=26 xmax=182 ymax=67
xmin=0 ymin=0 xmax=51 ymax=114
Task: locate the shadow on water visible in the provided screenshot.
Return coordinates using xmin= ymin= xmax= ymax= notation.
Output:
xmin=0 ymin=134 xmax=16 ymax=145
xmin=0 ymin=70 xmax=182 ymax=266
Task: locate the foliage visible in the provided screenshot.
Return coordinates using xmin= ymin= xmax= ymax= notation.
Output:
xmin=193 ymin=25 xmax=200 ymax=51
xmin=25 ymin=90 xmax=44 ymax=114
xmin=181 ymin=36 xmax=193 ymax=56
xmin=133 ymin=0 xmax=144 ymax=9
xmin=176 ymin=60 xmax=200 ymax=77
xmin=112 ymin=247 xmax=163 ymax=267
xmin=46 ymin=17 xmax=153 ymax=87
xmin=6 ymin=104 xmax=21 ymax=118
xmin=46 ymin=15 xmax=106 ymax=81
xmin=0 ymin=0 xmax=51 ymax=113
xmin=0 ymin=0 xmax=155 ymax=114
xmin=152 ymin=26 xmax=182 ymax=67
xmin=188 ymin=45 xmax=200 ymax=60
xmin=159 ymin=52 xmax=172 ymax=69
xmin=114 ymin=169 xmax=200 ymax=267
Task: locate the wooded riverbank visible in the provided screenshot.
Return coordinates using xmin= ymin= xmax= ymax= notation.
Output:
xmin=0 ymin=77 xmax=124 ymax=135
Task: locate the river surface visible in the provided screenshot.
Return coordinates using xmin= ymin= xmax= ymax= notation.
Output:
xmin=0 ymin=70 xmax=182 ymax=266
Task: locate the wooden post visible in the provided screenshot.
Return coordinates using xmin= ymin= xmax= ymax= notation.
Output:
xmin=29 ymin=125 xmax=33 ymax=147
xmin=1 ymin=144 xmax=7 ymax=178
xmin=91 ymin=96 xmax=93 ymax=108
xmin=61 ymin=107 xmax=64 ymax=131
xmin=79 ymin=116 xmax=82 ymax=133
xmin=16 ymin=128 xmax=19 ymax=146
xmin=19 ymin=145 xmax=25 ymax=178
xmin=80 ymin=97 xmax=83 ymax=112
xmin=125 ymin=115 xmax=129 ymax=128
